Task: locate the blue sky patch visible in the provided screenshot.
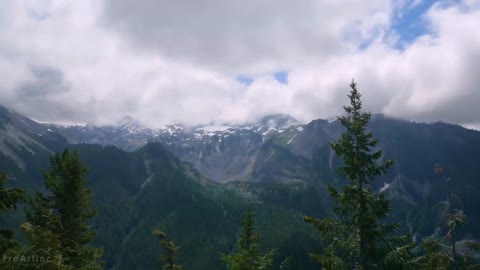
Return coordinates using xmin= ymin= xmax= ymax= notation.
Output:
xmin=392 ymin=0 xmax=438 ymax=49
xmin=274 ymin=71 xmax=288 ymax=85
xmin=236 ymin=75 xmax=254 ymax=86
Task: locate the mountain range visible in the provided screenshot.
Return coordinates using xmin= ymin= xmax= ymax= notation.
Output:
xmin=1 ymin=105 xmax=480 ymax=269
xmin=52 ymin=114 xmax=303 ymax=183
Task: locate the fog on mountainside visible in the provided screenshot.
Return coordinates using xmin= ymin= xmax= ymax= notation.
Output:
xmin=2 ymin=1 xmax=480 ymax=269
xmin=1 ymin=87 xmax=480 ymax=268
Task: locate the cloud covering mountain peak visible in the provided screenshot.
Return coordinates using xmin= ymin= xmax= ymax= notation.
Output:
xmin=0 ymin=0 xmax=479 ymax=128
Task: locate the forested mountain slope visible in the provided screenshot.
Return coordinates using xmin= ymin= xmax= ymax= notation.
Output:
xmin=2 ymin=105 xmax=480 ymax=269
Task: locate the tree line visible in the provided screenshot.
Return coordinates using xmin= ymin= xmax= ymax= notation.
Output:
xmin=1 ymin=149 xmax=103 ymax=269
xmin=1 ymin=81 xmax=479 ymax=269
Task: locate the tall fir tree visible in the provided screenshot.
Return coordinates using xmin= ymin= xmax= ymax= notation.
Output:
xmin=152 ymin=230 xmax=182 ymax=270
xmin=222 ymin=210 xmax=275 ymax=270
xmin=304 ymin=80 xmax=413 ymax=270
xmin=24 ymin=149 xmax=103 ymax=269
xmin=0 ymin=172 xmax=25 ymax=265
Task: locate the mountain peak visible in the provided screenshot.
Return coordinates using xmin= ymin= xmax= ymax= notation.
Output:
xmin=117 ymin=116 xmax=143 ymax=127
xmin=258 ymin=114 xmax=300 ymax=129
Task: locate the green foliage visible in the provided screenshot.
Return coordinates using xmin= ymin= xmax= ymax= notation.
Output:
xmin=412 ymin=238 xmax=450 ymax=270
xmin=222 ymin=210 xmax=276 ymax=270
xmin=17 ymin=221 xmax=73 ymax=269
xmin=305 ymin=80 xmax=414 ymax=269
xmin=61 ymin=143 xmax=317 ymax=270
xmin=0 ymin=172 xmax=25 ymax=268
xmin=279 ymin=257 xmax=292 ymax=270
xmin=152 ymin=229 xmax=182 ymax=270
xmin=0 ymin=173 xmax=25 ymax=215
xmin=25 ymin=149 xmax=103 ymax=269
xmin=413 ymin=187 xmax=480 ymax=270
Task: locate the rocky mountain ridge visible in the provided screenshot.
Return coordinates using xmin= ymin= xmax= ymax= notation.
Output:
xmin=2 ymin=104 xmax=480 ymax=268
xmin=53 ymin=114 xmax=303 ymax=182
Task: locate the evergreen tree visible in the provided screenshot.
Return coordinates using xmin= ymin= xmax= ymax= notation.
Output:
xmin=304 ymin=80 xmax=413 ymax=270
xmin=0 ymin=172 xmax=25 ymax=266
xmin=25 ymin=149 xmax=103 ymax=269
xmin=415 ymin=170 xmax=480 ymax=269
xmin=152 ymin=229 xmax=182 ymax=270
xmin=415 ymin=238 xmax=450 ymax=270
xmin=19 ymin=220 xmax=72 ymax=269
xmin=414 ymin=205 xmax=480 ymax=270
xmin=222 ymin=210 xmax=275 ymax=270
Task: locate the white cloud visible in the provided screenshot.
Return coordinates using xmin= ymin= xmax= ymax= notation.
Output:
xmin=101 ymin=0 xmax=393 ymax=74
xmin=0 ymin=0 xmax=479 ymax=129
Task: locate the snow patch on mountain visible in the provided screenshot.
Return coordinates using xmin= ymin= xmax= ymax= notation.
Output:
xmin=53 ymin=113 xmax=305 ymax=152
xmin=262 ymin=127 xmax=278 ymax=136
xmin=197 ymin=125 xmax=232 ymax=132
xmin=164 ymin=125 xmax=183 ymax=135
xmin=266 ymin=150 xmax=276 ymax=162
xmin=327 ymin=117 xmax=338 ymax=123
xmin=287 ymin=134 xmax=297 ymax=144
xmin=380 ymin=182 xmax=391 ymax=192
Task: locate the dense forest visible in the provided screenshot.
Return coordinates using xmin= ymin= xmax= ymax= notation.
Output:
xmin=1 ymin=81 xmax=479 ymax=269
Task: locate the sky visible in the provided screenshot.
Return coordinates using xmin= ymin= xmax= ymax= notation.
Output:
xmin=1 ymin=0 xmax=480 ymax=128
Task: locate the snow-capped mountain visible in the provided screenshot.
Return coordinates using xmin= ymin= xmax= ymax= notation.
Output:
xmin=53 ymin=116 xmax=159 ymax=152
xmin=157 ymin=115 xmax=305 ymax=182
xmin=157 ymin=114 xmax=301 ymax=142
xmin=55 ymin=114 xmax=304 ymax=182
xmin=56 ymin=114 xmax=302 ymax=151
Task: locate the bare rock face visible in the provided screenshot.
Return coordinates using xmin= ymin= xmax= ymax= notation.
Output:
xmin=55 ymin=113 xmax=303 ymax=183
xmin=2 ymin=105 xmax=480 ymax=241
xmin=0 ymin=106 xmax=68 ymax=173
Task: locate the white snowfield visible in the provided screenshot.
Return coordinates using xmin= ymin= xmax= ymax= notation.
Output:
xmin=196 ymin=125 xmax=233 ymax=132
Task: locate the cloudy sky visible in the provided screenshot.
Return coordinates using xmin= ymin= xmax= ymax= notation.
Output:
xmin=1 ymin=0 xmax=479 ymax=128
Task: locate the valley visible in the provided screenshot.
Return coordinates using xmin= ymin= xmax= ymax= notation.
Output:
xmin=1 ymin=105 xmax=479 ymax=269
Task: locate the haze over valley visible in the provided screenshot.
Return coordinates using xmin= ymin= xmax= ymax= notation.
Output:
xmin=1 ymin=1 xmax=480 ymax=269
